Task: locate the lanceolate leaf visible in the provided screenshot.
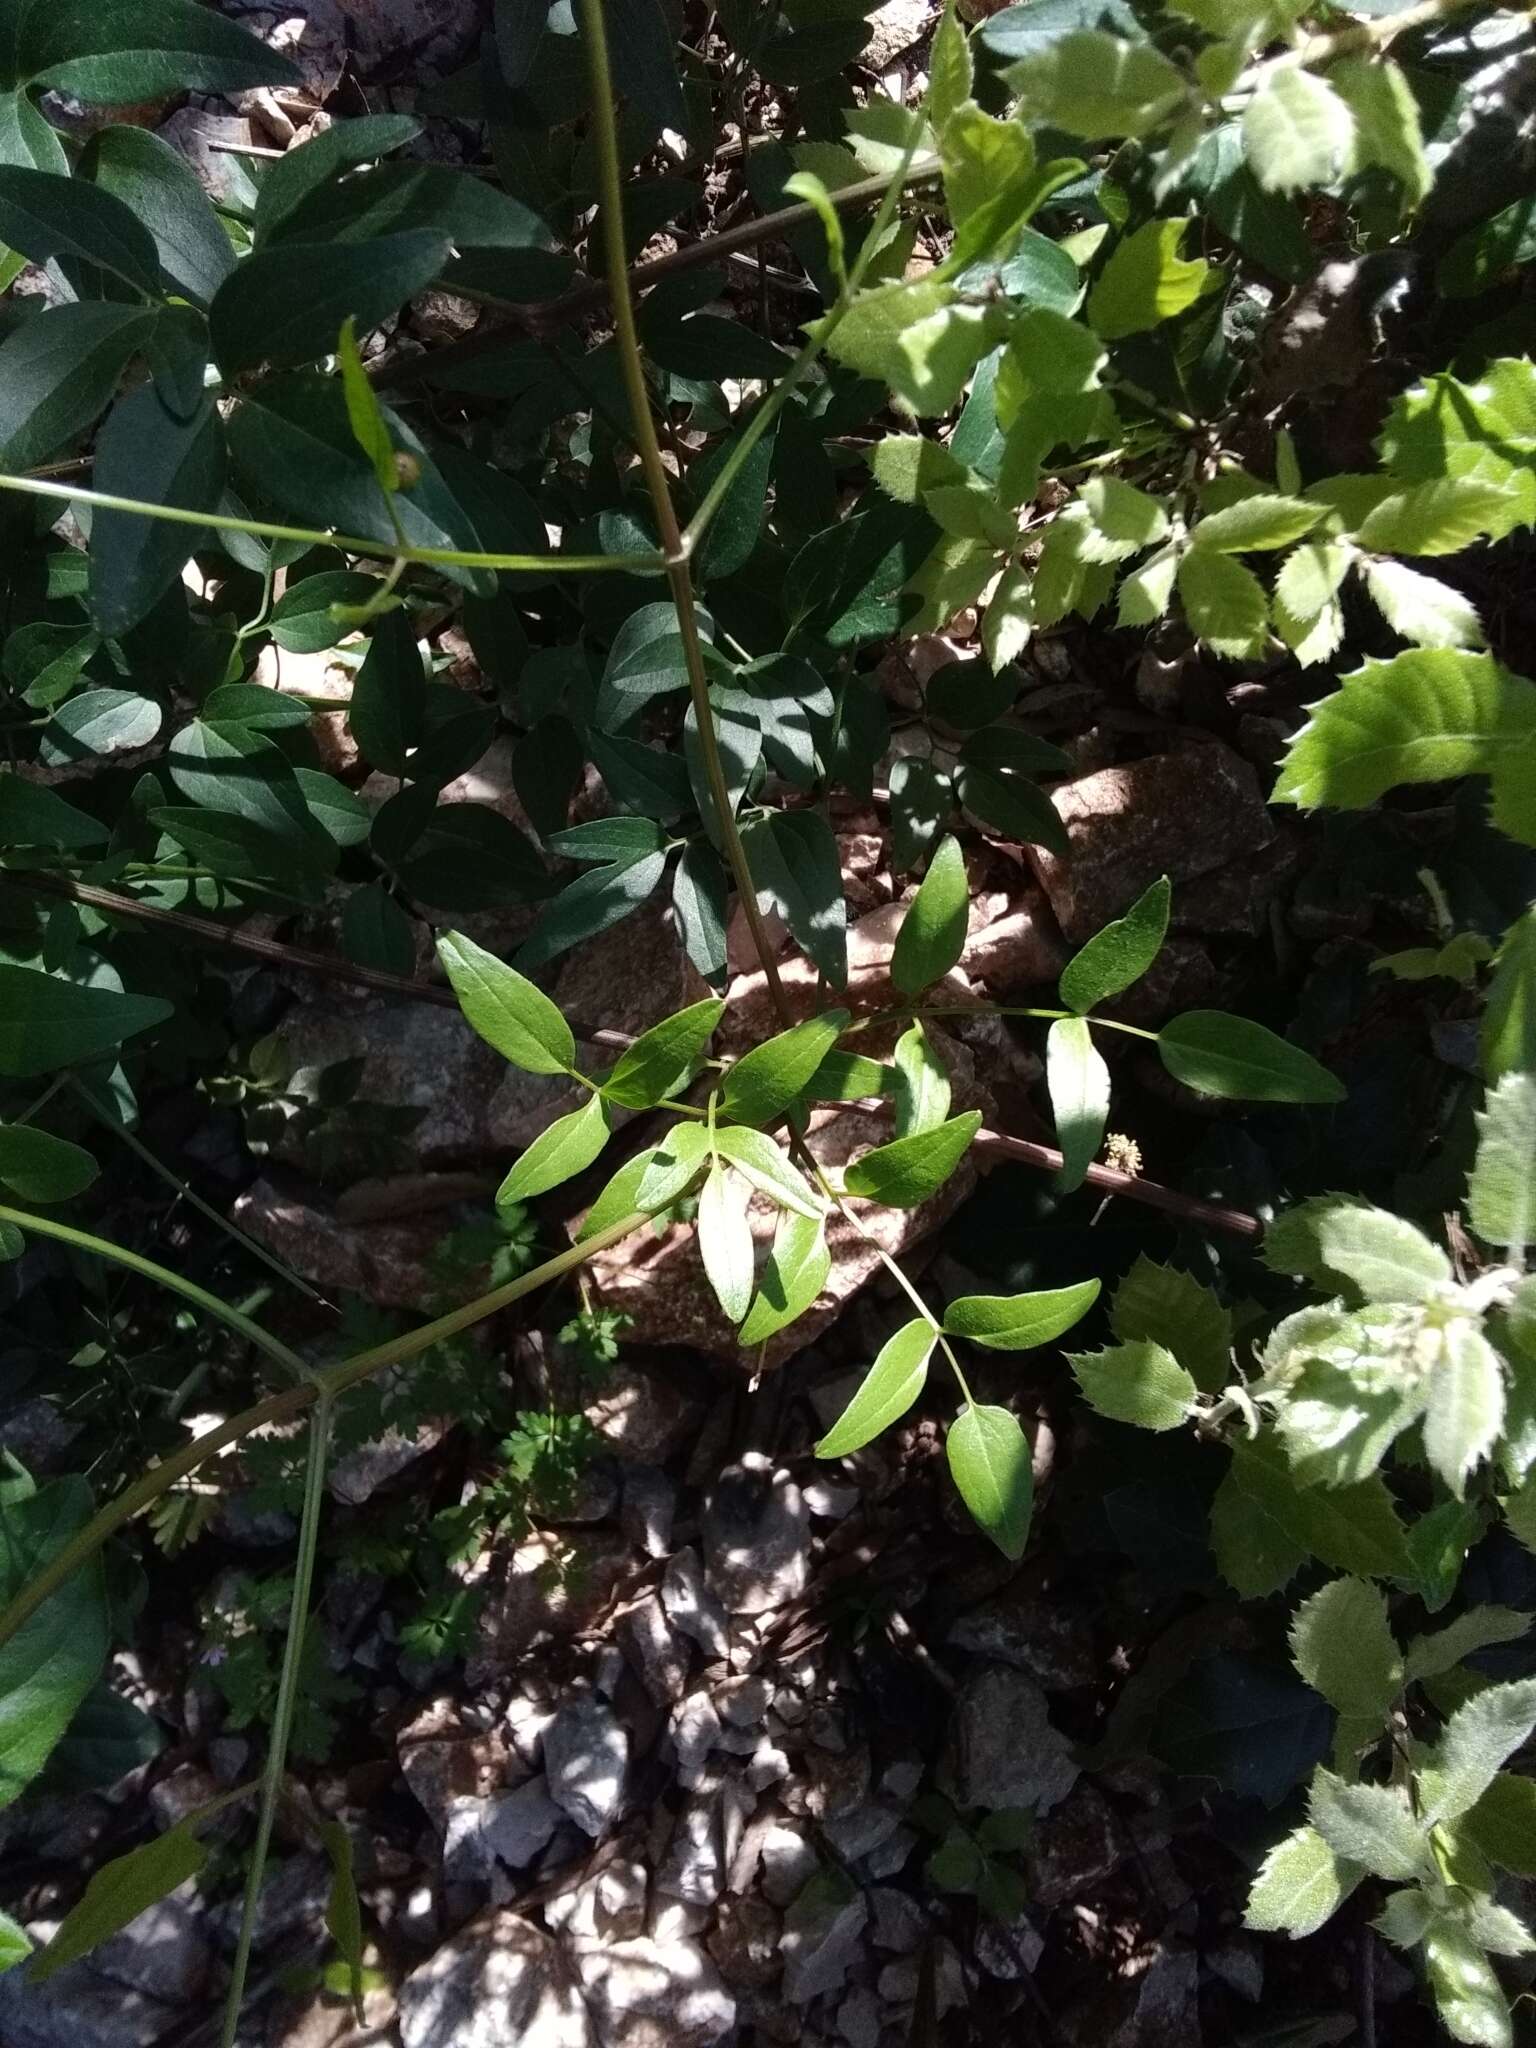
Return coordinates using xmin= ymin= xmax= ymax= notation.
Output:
xmin=602 ymin=999 xmax=725 ymax=1111
xmin=1046 ymin=1015 xmax=1109 ymax=1190
xmin=496 ymin=1092 xmax=612 ymax=1204
xmin=844 ymin=1111 xmax=982 ymax=1207
xmin=942 ymin=1279 xmax=1100 ymax=1351
xmin=890 ymin=834 xmax=969 ymax=996
xmin=437 ymin=931 xmax=575 ymax=1076
xmin=740 ymin=1209 xmax=830 ymax=1346
xmin=0 ymin=303 xmax=157 ymax=471
xmin=817 ymin=1318 xmax=937 ymax=1458
xmin=713 ymin=1126 xmax=822 ymax=1220
xmin=0 ymin=967 xmax=172 ymax=1078
xmin=0 ymin=163 xmax=160 ymax=293
xmin=721 ymin=1011 xmax=851 ymax=1129
xmin=891 ymin=1022 xmax=952 ymax=1139
xmin=1059 ymin=875 xmax=1170 ymax=1013
xmin=17 ymin=0 xmax=299 ymax=102
xmin=31 ymin=1820 xmax=208 ymax=1981
xmin=697 ymin=1160 xmax=755 ymax=1325
xmin=946 ymin=1405 xmax=1033 ymax=1560
xmin=1158 ymin=1011 xmax=1345 ymax=1104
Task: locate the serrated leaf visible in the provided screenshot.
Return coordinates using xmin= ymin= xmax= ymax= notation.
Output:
xmin=1485 ymin=907 xmax=1536 ymax=1083
xmin=721 ymin=1010 xmax=851 ymax=1129
xmin=817 ymin=1317 xmax=937 ymax=1457
xmin=1263 ymin=1194 xmax=1450 ymax=1302
xmin=1425 ymin=1322 xmax=1505 ymax=1499
xmin=1087 ymin=217 xmax=1209 ymax=339
xmin=497 ymin=1093 xmax=612 ymax=1205
xmin=1068 ymin=1339 xmax=1196 ymax=1430
xmin=1117 ymin=545 xmax=1179 ymax=627
xmin=697 ymin=1160 xmax=755 ymax=1326
xmin=1212 ymin=1434 xmax=1411 ymax=1593
xmin=1245 ymin=1823 xmax=1362 ymax=1938
xmin=1177 ymin=548 xmax=1269 ymax=660
xmin=740 ymin=1209 xmax=830 ymax=1345
xmin=1194 ymin=494 xmax=1327 ymax=553
xmin=1059 ymin=875 xmax=1170 ymax=1014
xmin=1374 ymin=1886 xmax=1437 ymax=1951
xmin=1362 ymin=558 xmax=1483 ymax=650
xmin=891 ymin=834 xmax=969 ymax=997
xmin=1046 ymin=1014 xmax=1109 ymax=1191
xmin=1469 ymin=1071 xmax=1536 ymax=1251
xmin=1289 ymin=1577 xmax=1403 ymax=1718
xmin=1356 ymin=478 xmax=1507 ymax=558
xmin=1110 ymin=1253 xmax=1231 ymax=1391
xmin=31 ymin=1820 xmax=207 ymax=1982
xmin=1242 ymin=69 xmax=1355 ymax=194
xmin=1421 ymin=1678 xmax=1536 ymax=1826
xmin=1309 ymin=1771 xmax=1430 ymax=1882
xmin=1406 ymin=1608 xmax=1531 ymax=1685
xmin=1077 ymin=476 xmax=1170 ymax=562
xmin=891 ymin=1022 xmax=952 ymax=1139
xmin=844 ymin=1111 xmax=982 ymax=1208
xmin=947 ymin=1404 xmax=1033 ymax=1559
xmin=1334 ymin=57 xmax=1429 ymax=207
xmin=0 ymin=1123 xmax=97 ymax=1203
xmin=1158 ymin=1010 xmax=1344 ymax=1103
xmin=1424 ymin=1919 xmax=1514 ymax=2048
xmin=943 ymin=1278 xmax=1100 ymax=1350
xmin=1007 ymin=30 xmax=1189 ymax=141
xmin=1276 ymin=538 xmax=1351 ymax=622
xmin=601 ymin=999 xmax=725 ymax=1111
xmin=437 ymin=930 xmax=574 ymax=1077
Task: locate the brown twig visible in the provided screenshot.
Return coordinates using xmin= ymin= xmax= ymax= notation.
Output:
xmin=972 ymin=1129 xmax=1264 ymax=1242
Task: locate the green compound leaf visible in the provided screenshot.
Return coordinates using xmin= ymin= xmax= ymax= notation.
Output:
xmin=1087 ymin=217 xmax=1209 ymax=339
xmin=817 ymin=1317 xmax=937 ymax=1457
xmin=946 ymin=1404 xmax=1033 ymax=1560
xmin=942 ymin=1278 xmax=1100 ymax=1350
xmin=1177 ymin=548 xmax=1269 ymax=661
xmin=437 ymin=930 xmax=574 ymax=1077
xmin=497 ymin=1092 xmax=613 ymax=1205
xmin=890 ymin=834 xmax=969 ymax=996
xmin=713 ymin=1126 xmax=822 ymax=1220
xmin=1158 ymin=1010 xmax=1345 ymax=1103
xmin=1067 ymin=1339 xmax=1196 ymax=1430
xmin=1059 ymin=874 xmax=1170 ymax=1013
xmin=844 ymin=1110 xmax=982 ymax=1208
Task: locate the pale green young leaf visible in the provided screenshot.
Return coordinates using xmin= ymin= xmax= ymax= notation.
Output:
xmin=820 ymin=280 xmax=1000 ymax=417
xmin=1242 ymin=69 xmax=1355 ymax=193
xmin=939 ymin=98 xmax=1034 ymax=230
xmin=929 ymin=7 xmax=974 ymax=128
xmin=629 ymin=1121 xmax=713 ymax=1216
xmin=1405 ymin=1609 xmax=1532 ymax=1686
xmin=1067 ymin=1339 xmax=1196 ymax=1430
xmin=1177 ymin=549 xmax=1269 ymax=660
xmin=1309 ymin=1770 xmax=1431 ymax=1882
xmin=1276 ymin=538 xmax=1352 ymax=621
xmin=1424 ymin=1322 xmax=1505 ymax=1499
xmin=1158 ymin=1010 xmax=1345 ymax=1103
xmin=0 ymin=1123 xmax=97 ymax=1203
xmin=891 ymin=1022 xmax=952 ymax=1139
xmin=1193 ymin=494 xmax=1326 ymax=552
xmin=1289 ymin=1577 xmax=1403 ymax=1718
xmin=900 ymin=532 xmax=998 ymax=636
xmin=844 ymin=1111 xmax=983 ymax=1207
xmin=1059 ymin=875 xmax=1170 ymax=1014
xmin=337 ymin=314 xmax=396 ymax=495
xmin=1464 ymin=1897 xmax=1536 ymax=1959
xmin=783 ymin=169 xmax=846 ymax=288
xmin=739 ymin=1210 xmax=830 ymax=1345
xmin=816 ymin=1317 xmax=937 ymax=1457
xmin=1262 ymin=1194 xmax=1450 ymax=1302
xmin=1333 ymin=58 xmax=1429 ymax=206
xmin=1244 ymin=1823 xmax=1362 ymax=1938
xmin=1424 ymin=1919 xmax=1513 ymax=2048
xmin=1420 ymin=1677 xmax=1536 ymax=1825
xmin=891 ymin=834 xmax=970 ymax=996
xmin=1276 ymin=590 xmax=1346 ymax=667
xmin=1007 ymin=31 xmax=1189 ymax=140
xmin=0 ymin=1911 xmax=29 ymax=1975
xmin=697 ymin=1160 xmax=755 ymax=1326
xmin=1046 ymin=1015 xmax=1109 ymax=1191
xmin=983 ymin=562 xmax=1034 ymax=667
xmin=713 ymin=1126 xmax=823 ymax=1220
xmin=1087 ymin=218 xmax=1209 ymax=340
xmin=1361 ymin=558 xmax=1484 ymax=650
xmin=943 ymin=1278 xmax=1100 ymax=1351
xmin=721 ymin=1010 xmax=851 ymax=1128
xmin=602 ymin=999 xmax=725 ymax=1110
xmin=1110 ymin=1253 xmax=1231 ymax=1392
xmin=1355 ymin=478 xmax=1508 ymax=557
xmin=870 ymin=432 xmax=972 ymax=504
xmin=1505 ymin=1477 xmax=1536 ymax=1557
xmin=1461 ymin=1773 xmax=1536 ymax=1877
xmin=31 ymin=1820 xmax=207 ymax=1982
xmin=1469 ymin=1071 xmax=1536 ymax=1251
xmin=1077 ymin=476 xmax=1170 ymax=563
xmin=946 ymin=1403 xmax=1033 ymax=1559
xmin=1374 ymin=1887 xmax=1436 ymax=1951
xmin=437 ymin=931 xmax=574 ymax=1077
xmin=497 ymin=1092 xmax=613 ymax=1205
xmin=1116 ymin=545 xmax=1179 ymax=627
xmin=1277 ymin=1343 xmax=1429 ymax=1488
xmin=923 ymin=482 xmax=1017 ymax=547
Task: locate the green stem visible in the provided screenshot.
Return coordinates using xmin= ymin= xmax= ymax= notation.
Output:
xmin=576 ymin=0 xmax=792 ymax=1025
xmin=0 ymin=1202 xmax=312 ymax=1382
xmin=0 ymin=472 xmax=660 ymax=578
xmin=218 ymin=1392 xmax=333 ymax=2048
xmin=0 ymin=1208 xmax=650 ymax=1654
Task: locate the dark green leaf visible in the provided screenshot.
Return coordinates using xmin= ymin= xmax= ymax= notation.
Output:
xmin=341 ymin=883 xmax=416 ymax=977
xmin=1158 ymin=1010 xmax=1346 ymax=1104
xmin=640 ymin=308 xmax=791 ymax=382
xmin=512 ymin=717 xmax=584 ymax=841
xmin=31 ymin=1821 xmax=207 ymax=1980
xmin=437 ymin=929 xmax=574 ymax=1075
xmin=925 ymin=659 xmax=1017 ymax=730
xmin=672 ymin=841 xmax=729 ymax=980
xmin=943 ymin=1278 xmax=1101 ymax=1350
xmin=269 ymin=571 xmax=379 ymax=653
xmin=0 ymin=303 xmax=157 ymax=470
xmin=721 ymin=1010 xmax=851 ymax=1129
xmin=0 ymin=1123 xmax=97 ymax=1202
xmin=89 ymin=388 xmax=225 ymax=637
xmin=393 ymin=804 xmax=548 ymax=910
xmin=253 ymin=116 xmax=421 ymax=244
xmin=742 ymin=809 xmax=847 ymax=986
xmin=891 ymin=834 xmax=969 ymax=997
xmin=947 ymin=1404 xmax=1033 ymax=1560
xmin=515 ymin=854 xmax=667 ymax=974
xmin=958 ymin=763 xmax=1069 ymax=853
xmin=889 ymin=757 xmax=954 ymax=871
xmin=1059 ymin=875 xmax=1170 ymax=1014
xmin=349 ymin=612 xmax=425 ymax=775
xmin=817 ymin=1318 xmax=937 ymax=1457
xmin=38 ymin=687 xmax=161 ymax=768
xmin=693 ymin=417 xmax=780 ymax=583
xmin=0 ymin=775 xmax=107 ymax=848
xmin=602 ymin=998 xmax=725 ymax=1109
xmin=547 ymin=817 xmax=666 ymax=865
xmin=210 ymin=229 xmax=450 ymax=375
xmin=0 ymin=1478 xmax=107 ymax=1806
xmin=18 ymin=0 xmax=298 ymax=102
xmin=167 ymin=719 xmax=318 ymax=845
xmin=0 ymin=163 xmax=160 ymax=293
xmin=81 ymin=126 xmax=232 ymax=305
xmin=44 ymin=1683 xmax=163 ymax=1795
xmin=844 ymin=1111 xmax=982 ymax=1207
xmin=591 ymin=730 xmax=694 ymax=823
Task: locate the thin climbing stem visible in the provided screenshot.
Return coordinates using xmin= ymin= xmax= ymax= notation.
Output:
xmin=0 ymin=1207 xmax=652 ymax=1655
xmin=218 ymin=1392 xmax=333 ymax=2048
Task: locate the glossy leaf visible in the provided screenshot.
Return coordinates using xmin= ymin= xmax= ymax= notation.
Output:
xmin=946 ymin=1404 xmax=1033 ymax=1560
xmin=942 ymin=1278 xmax=1100 ymax=1351
xmin=817 ymin=1318 xmax=937 ymax=1458
xmin=437 ymin=930 xmax=574 ymax=1076
xmin=844 ymin=1111 xmax=982 ymax=1208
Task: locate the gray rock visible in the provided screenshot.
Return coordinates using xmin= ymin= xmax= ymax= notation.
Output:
xmin=209 ymin=1853 xmax=331 ymax=1956
xmin=780 ymin=1894 xmax=868 ymax=2005
xmin=1119 ymin=1946 xmax=1200 ymax=2048
xmin=862 ymin=1825 xmax=916 ymax=1880
xmin=759 ymin=1822 xmax=818 ymax=1908
xmin=447 ymin=1777 xmax=565 ymax=1878
xmin=657 ymin=1793 xmax=724 ymax=1908
xmin=1205 ymin=1937 xmax=1263 ymax=2003
xmin=572 ymin=1934 xmax=735 ymax=2048
xmin=836 ymin=1986 xmax=883 ymax=2048
xmin=974 ymin=1911 xmax=1045 ymax=1980
xmin=545 ymin=1699 xmax=629 ymax=1837
xmin=620 ymin=1468 xmax=676 ymax=1557
xmin=1026 ymin=1782 xmax=1128 ymax=1906
xmin=399 ymin=1912 xmax=595 ymax=2048
xmin=670 ymin=1693 xmax=724 ymax=1790
xmin=617 ymin=1594 xmax=689 ymax=1708
xmin=869 ymin=1887 xmax=926 ymax=1953
xmin=661 ymin=1549 xmax=730 ymax=1660
xmin=544 ymin=1859 xmax=648 ymax=1943
xmin=89 ymin=1884 xmax=210 ymax=2004
xmin=329 ymin=1416 xmax=444 ymax=1506
xmin=950 ymin=1666 xmax=1079 ymax=1815
xmin=946 ymin=1589 xmax=1094 ymax=1691
xmin=702 ymin=1454 xmax=810 ymax=1616
xmin=0 ymin=1956 xmax=177 ymax=2048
